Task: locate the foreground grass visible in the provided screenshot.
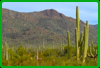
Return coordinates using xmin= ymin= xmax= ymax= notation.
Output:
xmin=2 ymin=45 xmax=98 ymax=66
xmin=2 ymin=55 xmax=98 ymax=66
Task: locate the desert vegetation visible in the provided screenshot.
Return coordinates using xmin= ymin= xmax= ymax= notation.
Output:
xmin=2 ymin=6 xmax=98 ymax=66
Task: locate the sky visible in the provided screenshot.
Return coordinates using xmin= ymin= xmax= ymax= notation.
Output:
xmin=2 ymin=2 xmax=98 ymax=25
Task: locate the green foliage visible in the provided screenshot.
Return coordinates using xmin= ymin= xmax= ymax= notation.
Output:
xmin=2 ymin=44 xmax=98 ymax=66
xmin=16 ymin=45 xmax=27 ymax=56
xmin=43 ymin=49 xmax=57 ymax=57
xmin=27 ymin=47 xmax=36 ymax=57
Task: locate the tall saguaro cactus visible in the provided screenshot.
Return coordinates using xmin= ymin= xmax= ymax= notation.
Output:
xmin=86 ymin=20 xmax=89 ymax=53
xmin=76 ymin=6 xmax=80 ymax=60
xmin=82 ymin=20 xmax=89 ymax=63
xmin=75 ymin=28 xmax=79 ymax=61
xmin=67 ymin=31 xmax=71 ymax=59
xmin=82 ymin=26 xmax=87 ymax=63
xmin=76 ymin=6 xmax=80 ymax=41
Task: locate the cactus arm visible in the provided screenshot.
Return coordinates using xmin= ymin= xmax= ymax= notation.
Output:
xmin=79 ymin=32 xmax=83 ymax=57
xmin=89 ymin=46 xmax=94 ymax=57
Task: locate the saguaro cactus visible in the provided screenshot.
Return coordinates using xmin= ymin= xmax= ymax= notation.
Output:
xmin=79 ymin=32 xmax=83 ymax=57
xmin=76 ymin=6 xmax=80 ymax=41
xmin=91 ymin=36 xmax=94 ymax=54
xmin=82 ymin=20 xmax=89 ymax=63
xmin=89 ymin=45 xmax=94 ymax=57
xmin=61 ymin=39 xmax=63 ymax=51
xmin=63 ymin=38 xmax=65 ymax=46
xmin=2 ymin=45 xmax=3 ymax=49
xmin=88 ymin=36 xmax=97 ymax=58
xmin=67 ymin=31 xmax=71 ymax=59
xmin=39 ymin=46 xmax=40 ymax=51
xmin=43 ymin=38 xmax=44 ymax=49
xmin=82 ymin=26 xmax=87 ymax=63
xmin=75 ymin=6 xmax=90 ymax=63
xmin=75 ymin=28 xmax=79 ymax=61
xmin=5 ymin=42 xmax=9 ymax=60
xmin=61 ymin=38 xmax=64 ymax=51
xmin=52 ymin=41 xmax=55 ymax=49
xmin=76 ymin=6 xmax=80 ymax=60
xmin=95 ymin=49 xmax=98 ymax=54
xmin=86 ymin=20 xmax=89 ymax=52
xmin=37 ymin=48 xmax=39 ymax=60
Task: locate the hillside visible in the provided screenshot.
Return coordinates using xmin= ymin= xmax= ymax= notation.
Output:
xmin=89 ymin=24 xmax=98 ymax=30
xmin=2 ymin=8 xmax=98 ymax=46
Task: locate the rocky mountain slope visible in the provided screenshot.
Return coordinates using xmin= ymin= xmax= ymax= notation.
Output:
xmin=89 ymin=24 xmax=98 ymax=30
xmin=2 ymin=8 xmax=98 ymax=46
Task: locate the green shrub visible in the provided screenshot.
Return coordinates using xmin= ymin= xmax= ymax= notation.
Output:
xmin=43 ymin=49 xmax=57 ymax=57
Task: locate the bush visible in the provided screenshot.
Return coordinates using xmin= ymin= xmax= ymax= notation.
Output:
xmin=43 ymin=49 xmax=57 ymax=57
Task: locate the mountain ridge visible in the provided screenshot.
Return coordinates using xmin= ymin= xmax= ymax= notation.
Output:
xmin=2 ymin=8 xmax=98 ymax=46
xmin=2 ymin=8 xmax=86 ymax=25
xmin=89 ymin=24 xmax=98 ymax=30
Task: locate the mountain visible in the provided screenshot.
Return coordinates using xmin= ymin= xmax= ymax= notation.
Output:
xmin=89 ymin=24 xmax=98 ymax=30
xmin=2 ymin=8 xmax=98 ymax=47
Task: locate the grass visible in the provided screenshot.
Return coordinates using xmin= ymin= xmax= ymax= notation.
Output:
xmin=2 ymin=45 xmax=98 ymax=66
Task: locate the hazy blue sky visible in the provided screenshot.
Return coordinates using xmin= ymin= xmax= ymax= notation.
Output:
xmin=2 ymin=2 xmax=98 ymax=25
